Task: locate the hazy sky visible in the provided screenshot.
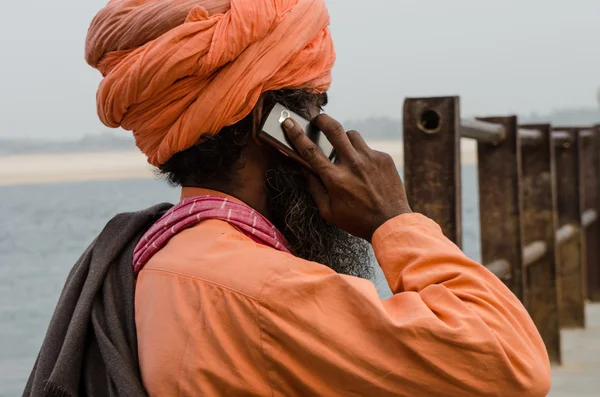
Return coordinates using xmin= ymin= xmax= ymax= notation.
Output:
xmin=1 ymin=0 xmax=599 ymax=139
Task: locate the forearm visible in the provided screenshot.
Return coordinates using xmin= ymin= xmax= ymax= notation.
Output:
xmin=371 ymin=213 xmax=551 ymax=395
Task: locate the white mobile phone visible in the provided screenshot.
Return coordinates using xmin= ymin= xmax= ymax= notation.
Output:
xmin=260 ymin=103 xmax=336 ymax=167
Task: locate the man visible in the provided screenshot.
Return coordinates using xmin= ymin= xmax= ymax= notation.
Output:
xmin=26 ymin=0 xmax=551 ymax=396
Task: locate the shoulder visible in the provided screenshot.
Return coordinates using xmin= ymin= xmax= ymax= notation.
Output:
xmin=139 ymin=218 xmax=336 ymax=299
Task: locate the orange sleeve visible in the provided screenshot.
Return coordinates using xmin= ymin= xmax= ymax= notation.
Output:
xmin=258 ymin=214 xmax=551 ymax=397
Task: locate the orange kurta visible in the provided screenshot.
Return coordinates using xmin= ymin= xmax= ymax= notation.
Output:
xmin=135 ymin=189 xmax=551 ymax=396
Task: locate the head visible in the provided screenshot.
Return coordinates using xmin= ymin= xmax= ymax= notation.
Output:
xmin=86 ymin=0 xmax=371 ymax=277
xmin=159 ymin=89 xmax=373 ymax=279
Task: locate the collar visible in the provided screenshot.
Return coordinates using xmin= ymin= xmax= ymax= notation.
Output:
xmin=180 ymin=187 xmax=245 ymax=204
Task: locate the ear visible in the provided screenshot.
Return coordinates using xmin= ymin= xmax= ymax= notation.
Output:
xmin=251 ymin=97 xmax=265 ymax=142
xmin=251 ymin=92 xmax=276 ymax=144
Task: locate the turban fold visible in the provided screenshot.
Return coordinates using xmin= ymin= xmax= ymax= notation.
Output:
xmin=85 ymin=0 xmax=336 ymax=166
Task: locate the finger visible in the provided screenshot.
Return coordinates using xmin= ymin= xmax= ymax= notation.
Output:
xmin=306 ymin=173 xmax=332 ymax=219
xmin=346 ymin=130 xmax=371 ymax=152
xmin=283 ymin=118 xmax=333 ymax=173
xmin=311 ymin=114 xmax=356 ymax=158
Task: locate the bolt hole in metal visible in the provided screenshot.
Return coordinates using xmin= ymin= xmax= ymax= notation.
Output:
xmin=418 ymin=109 xmax=442 ymax=134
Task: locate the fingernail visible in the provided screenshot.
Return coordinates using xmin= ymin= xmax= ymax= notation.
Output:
xmin=283 ymin=118 xmax=294 ymax=129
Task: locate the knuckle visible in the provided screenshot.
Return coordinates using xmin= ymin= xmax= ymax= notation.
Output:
xmin=321 ymin=168 xmax=340 ymax=184
xmin=348 ymin=155 xmax=365 ymax=170
xmin=372 ymin=150 xmax=393 ymax=163
xmin=302 ymin=147 xmax=319 ymax=162
xmin=330 ymin=120 xmax=346 ymax=135
xmin=381 ymin=152 xmax=395 ymax=165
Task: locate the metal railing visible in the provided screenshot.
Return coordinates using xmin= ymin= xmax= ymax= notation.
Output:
xmin=403 ymin=96 xmax=600 ymax=365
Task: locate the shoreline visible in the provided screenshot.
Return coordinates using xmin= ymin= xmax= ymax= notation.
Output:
xmin=0 ymin=141 xmax=478 ymax=187
xmin=0 ymin=151 xmax=155 ymax=187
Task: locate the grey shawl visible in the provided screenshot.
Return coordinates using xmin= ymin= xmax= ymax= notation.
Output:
xmin=23 ymin=203 xmax=173 ymax=397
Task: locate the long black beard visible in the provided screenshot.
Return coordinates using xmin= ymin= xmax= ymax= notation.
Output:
xmin=265 ymin=161 xmax=373 ymax=279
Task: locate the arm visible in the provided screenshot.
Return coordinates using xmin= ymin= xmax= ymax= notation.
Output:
xmin=276 ymin=114 xmax=551 ymax=396
xmin=258 ymin=214 xmax=550 ymax=397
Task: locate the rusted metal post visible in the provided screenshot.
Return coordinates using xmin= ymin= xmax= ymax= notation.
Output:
xmin=580 ymin=128 xmax=600 ymax=302
xmin=553 ymin=128 xmax=585 ymax=328
xmin=519 ymin=124 xmax=561 ymax=364
xmin=403 ymin=97 xmax=461 ymax=245
xmin=476 ymin=117 xmax=525 ymax=302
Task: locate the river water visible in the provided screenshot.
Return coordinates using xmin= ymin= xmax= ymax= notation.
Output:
xmin=0 ymin=165 xmax=481 ymax=396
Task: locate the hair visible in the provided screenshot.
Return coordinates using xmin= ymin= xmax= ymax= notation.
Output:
xmin=265 ymin=160 xmax=374 ymax=279
xmin=158 ymin=89 xmax=327 ymax=187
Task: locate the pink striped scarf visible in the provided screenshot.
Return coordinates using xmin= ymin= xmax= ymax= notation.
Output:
xmin=133 ymin=196 xmax=291 ymax=273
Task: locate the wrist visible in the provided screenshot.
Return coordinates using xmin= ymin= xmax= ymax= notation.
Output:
xmin=382 ymin=201 xmax=412 ymax=220
xmin=369 ymin=206 xmax=412 ymax=242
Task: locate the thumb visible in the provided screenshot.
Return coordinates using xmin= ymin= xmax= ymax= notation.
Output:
xmin=306 ymin=174 xmax=332 ymax=219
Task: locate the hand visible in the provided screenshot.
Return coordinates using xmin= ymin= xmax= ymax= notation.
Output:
xmin=282 ymin=115 xmax=412 ymax=241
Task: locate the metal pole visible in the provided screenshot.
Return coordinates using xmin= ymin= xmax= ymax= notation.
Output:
xmin=553 ymin=127 xmax=585 ymax=328
xmin=522 ymin=241 xmax=549 ymax=268
xmin=520 ymin=123 xmax=561 ymax=364
xmin=460 ymin=119 xmax=506 ymax=143
xmin=477 ymin=116 xmax=525 ymax=302
xmin=519 ymin=128 xmax=544 ymax=146
xmin=403 ymin=97 xmax=462 ymax=245
xmin=580 ymin=128 xmax=600 ymax=302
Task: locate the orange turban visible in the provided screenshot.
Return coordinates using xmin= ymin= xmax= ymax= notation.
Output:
xmin=85 ymin=0 xmax=336 ymax=166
